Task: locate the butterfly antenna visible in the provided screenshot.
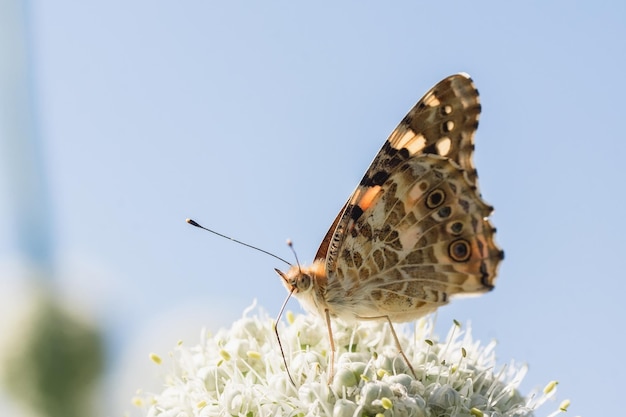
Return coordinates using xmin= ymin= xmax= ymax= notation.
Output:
xmin=186 ymin=218 xmax=291 ymax=266
xmin=286 ymin=239 xmax=303 ymax=274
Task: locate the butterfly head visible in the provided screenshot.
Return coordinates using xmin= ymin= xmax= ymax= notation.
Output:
xmin=275 ymin=266 xmax=311 ymax=294
xmin=274 ymin=260 xmax=327 ymax=315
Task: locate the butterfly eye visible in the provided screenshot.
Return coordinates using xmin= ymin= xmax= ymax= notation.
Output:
xmin=297 ymin=274 xmax=312 ymax=292
xmin=448 ymin=238 xmax=472 ymax=262
xmin=426 ymin=188 xmax=446 ymax=209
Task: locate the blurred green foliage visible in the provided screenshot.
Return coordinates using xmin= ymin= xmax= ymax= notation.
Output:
xmin=3 ymin=295 xmax=104 ymax=417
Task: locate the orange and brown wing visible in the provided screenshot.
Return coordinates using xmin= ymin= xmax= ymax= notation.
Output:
xmin=315 ymin=73 xmax=503 ymax=321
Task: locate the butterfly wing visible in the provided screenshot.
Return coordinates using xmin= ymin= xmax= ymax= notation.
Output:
xmin=317 ymin=73 xmax=503 ymax=322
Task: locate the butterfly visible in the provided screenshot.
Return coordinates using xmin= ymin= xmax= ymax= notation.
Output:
xmin=274 ymin=73 xmax=504 ymax=382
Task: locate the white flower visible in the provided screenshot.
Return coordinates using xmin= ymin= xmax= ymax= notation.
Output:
xmin=136 ymin=304 xmax=568 ymax=417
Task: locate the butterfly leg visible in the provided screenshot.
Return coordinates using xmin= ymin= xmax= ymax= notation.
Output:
xmin=325 ymin=308 xmax=336 ymax=384
xmin=356 ymin=315 xmax=417 ymax=378
xmin=385 ymin=316 xmax=417 ymax=378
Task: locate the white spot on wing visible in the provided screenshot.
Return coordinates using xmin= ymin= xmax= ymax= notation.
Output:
xmin=394 ymin=130 xmax=415 ymax=149
xmin=423 ymin=92 xmax=441 ymax=107
xmin=436 ymin=137 xmax=451 ymax=156
xmin=408 ymin=182 xmax=424 ymax=202
xmin=391 ymin=131 xmax=426 ymax=155
xmin=407 ymin=134 xmax=426 ymax=154
xmin=398 ymin=226 xmax=420 ymax=250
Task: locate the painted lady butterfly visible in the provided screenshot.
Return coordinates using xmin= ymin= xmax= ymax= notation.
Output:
xmin=274 ymin=73 xmax=503 ymax=381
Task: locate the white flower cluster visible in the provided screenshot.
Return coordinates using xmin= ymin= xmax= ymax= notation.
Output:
xmin=135 ymin=305 xmax=567 ymax=417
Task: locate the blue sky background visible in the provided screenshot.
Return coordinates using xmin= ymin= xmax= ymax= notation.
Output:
xmin=1 ymin=2 xmax=625 ymax=416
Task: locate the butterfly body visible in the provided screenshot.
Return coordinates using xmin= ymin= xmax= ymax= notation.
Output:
xmin=278 ymin=73 xmax=503 ymax=328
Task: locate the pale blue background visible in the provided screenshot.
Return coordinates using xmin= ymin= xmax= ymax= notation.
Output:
xmin=1 ymin=2 xmax=625 ymax=416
